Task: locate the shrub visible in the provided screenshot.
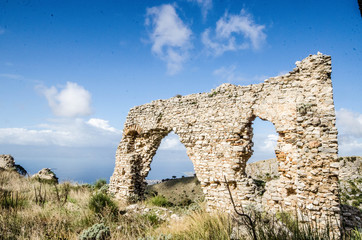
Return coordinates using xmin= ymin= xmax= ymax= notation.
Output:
xmin=79 ymin=223 xmax=110 ymax=240
xmin=89 ymin=192 xmax=118 ymax=216
xmin=351 ymin=228 xmax=362 ymax=240
xmin=93 ymin=179 xmax=107 ymax=190
xmin=0 ymin=189 xmax=26 ymax=210
xmin=98 ymin=184 xmax=109 ymax=194
xmin=144 ymin=213 xmax=163 ymax=227
xmin=208 ymin=91 xmax=218 ymax=97
xmin=147 ymin=195 xmax=173 ymax=207
xmin=54 ymin=182 xmax=70 ymax=206
xmin=14 ymin=164 xmax=27 ymax=176
xmin=178 ymin=198 xmax=193 ymax=207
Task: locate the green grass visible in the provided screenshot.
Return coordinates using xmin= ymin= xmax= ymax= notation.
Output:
xmin=147 ymin=195 xmax=173 ymax=207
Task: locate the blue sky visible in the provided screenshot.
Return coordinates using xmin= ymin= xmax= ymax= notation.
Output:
xmin=0 ymin=0 xmax=361 ymax=182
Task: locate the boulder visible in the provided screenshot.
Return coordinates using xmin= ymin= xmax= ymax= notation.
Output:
xmin=32 ymin=168 xmax=58 ymax=184
xmin=0 ymin=154 xmax=27 ymax=176
xmin=0 ymin=155 xmax=15 ymax=169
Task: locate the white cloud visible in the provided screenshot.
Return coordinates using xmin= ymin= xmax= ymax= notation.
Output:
xmin=39 ymin=82 xmax=92 ymax=118
xmin=338 ymin=136 xmax=362 ymax=156
xmin=190 ymin=0 xmax=212 ymax=20
xmin=336 ymin=108 xmax=362 ymax=138
xmin=87 ymin=118 xmax=119 ymax=133
xmin=202 ymin=28 xmax=237 ymax=56
xmin=0 ymin=118 xmax=121 ymax=147
xmin=0 ymin=73 xmax=23 ymax=80
xmin=213 ymin=65 xmax=245 ymax=83
xmin=182 ymin=171 xmax=195 ymax=177
xmin=145 ymin=4 xmax=192 ymax=75
xmin=336 ymin=108 xmax=362 ymax=156
xmin=158 ymin=132 xmax=186 ymax=150
xmin=202 ymin=9 xmax=266 ymax=56
xmin=260 ymin=134 xmax=278 ymax=152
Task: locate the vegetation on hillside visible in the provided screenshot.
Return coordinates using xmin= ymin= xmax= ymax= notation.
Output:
xmin=0 ymin=168 xmax=361 ymax=239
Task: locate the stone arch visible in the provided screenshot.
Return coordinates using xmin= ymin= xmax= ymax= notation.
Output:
xmin=110 ymin=125 xmax=203 ymax=201
xmin=244 ymin=114 xmax=300 ymax=212
xmin=246 ymin=116 xmax=279 ymax=164
xmin=146 ymin=131 xmax=196 ymax=180
xmin=113 ymin=127 xmax=172 ymax=200
xmin=109 ymin=53 xmax=340 ymax=233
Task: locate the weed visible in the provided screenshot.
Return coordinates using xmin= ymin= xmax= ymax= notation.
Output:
xmin=94 ymin=179 xmax=107 ymax=190
xmin=208 ymin=91 xmax=218 ymax=97
xmin=34 ymin=184 xmax=47 ymax=207
xmin=79 ymin=223 xmax=111 ymax=240
xmin=89 ymin=192 xmax=118 ymax=217
xmin=0 ymin=189 xmax=26 ymax=210
xmin=54 ymin=182 xmax=70 ymax=206
xmin=178 ymin=198 xmax=193 ymax=207
xmin=147 ymin=195 xmax=173 ymax=207
xmin=144 ymin=213 xmax=163 ymax=227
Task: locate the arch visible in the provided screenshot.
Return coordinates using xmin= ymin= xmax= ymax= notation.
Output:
xmin=247 ymin=116 xmax=278 ymax=165
xmin=146 ymin=131 xmax=194 ymax=180
xmin=109 ymin=53 xmax=340 ymax=233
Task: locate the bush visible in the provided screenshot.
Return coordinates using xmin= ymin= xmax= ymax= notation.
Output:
xmin=147 ymin=195 xmax=173 ymax=207
xmin=79 ymin=223 xmax=110 ymax=240
xmin=178 ymin=198 xmax=193 ymax=207
xmin=89 ymin=192 xmax=118 ymax=216
xmin=144 ymin=213 xmax=163 ymax=227
xmin=0 ymin=189 xmax=26 ymax=210
xmin=14 ymin=164 xmax=27 ymax=176
xmin=94 ymin=179 xmax=107 ymax=190
xmin=98 ymin=184 xmax=109 ymax=194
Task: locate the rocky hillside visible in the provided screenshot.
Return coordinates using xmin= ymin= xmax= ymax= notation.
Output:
xmin=146 ymin=176 xmax=204 ymax=206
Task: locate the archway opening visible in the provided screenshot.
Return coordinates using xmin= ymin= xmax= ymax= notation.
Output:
xmin=246 ymin=117 xmax=279 ymax=182
xmin=145 ymin=131 xmax=204 ymax=206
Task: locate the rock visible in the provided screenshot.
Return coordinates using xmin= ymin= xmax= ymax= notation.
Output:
xmin=0 ymin=155 xmax=15 ymax=169
xmin=0 ymin=154 xmax=27 ymax=176
xmin=32 ymin=168 xmax=58 ymax=184
xmin=170 ymin=214 xmax=181 ymax=221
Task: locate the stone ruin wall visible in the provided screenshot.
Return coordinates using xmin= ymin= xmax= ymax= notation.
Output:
xmin=109 ymin=53 xmax=340 ymax=231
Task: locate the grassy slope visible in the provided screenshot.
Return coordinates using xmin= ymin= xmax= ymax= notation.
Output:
xmin=1 ymin=157 xmax=362 ymax=239
xmin=146 ymin=176 xmax=204 ymax=206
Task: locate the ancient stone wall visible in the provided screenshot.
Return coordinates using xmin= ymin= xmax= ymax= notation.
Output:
xmin=110 ymin=53 xmax=340 ymax=232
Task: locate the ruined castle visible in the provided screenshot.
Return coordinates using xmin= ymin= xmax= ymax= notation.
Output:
xmin=109 ymin=53 xmax=340 ymax=231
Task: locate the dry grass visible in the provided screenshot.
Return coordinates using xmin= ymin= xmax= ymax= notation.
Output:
xmin=0 ymin=170 xmax=166 ymax=239
xmin=153 ymin=206 xmax=234 ymax=240
xmin=0 ymin=170 xmax=96 ymax=239
xmin=1 ymin=170 xmax=361 ymax=240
